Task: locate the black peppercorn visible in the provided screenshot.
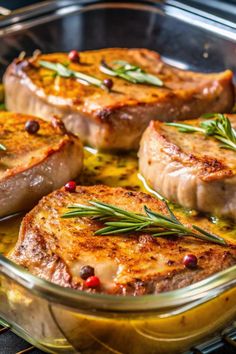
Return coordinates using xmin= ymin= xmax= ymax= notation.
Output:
xmin=103 ymin=78 xmax=113 ymax=91
xmin=80 ymin=265 xmax=95 ymax=280
xmin=25 ymin=120 xmax=40 ymax=134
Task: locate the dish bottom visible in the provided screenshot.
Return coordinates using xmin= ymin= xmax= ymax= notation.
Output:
xmin=1 ymin=273 xmax=236 ymax=354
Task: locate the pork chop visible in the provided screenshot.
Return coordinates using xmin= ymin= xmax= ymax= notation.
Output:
xmin=9 ymin=185 xmax=236 ymax=295
xmin=3 ymin=48 xmax=234 ymax=150
xmin=0 ymin=112 xmax=83 ymax=217
xmin=139 ymin=115 xmax=236 ymax=220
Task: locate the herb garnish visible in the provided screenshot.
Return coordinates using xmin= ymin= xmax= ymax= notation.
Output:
xmin=0 ymin=103 xmax=6 ymax=111
xmin=100 ymin=60 xmax=163 ymax=87
xmin=39 ymin=60 xmax=106 ymax=90
xmin=62 ymin=200 xmax=226 ymax=245
xmin=166 ymin=113 xmax=236 ymax=152
xmin=0 ymin=143 xmax=6 ymax=151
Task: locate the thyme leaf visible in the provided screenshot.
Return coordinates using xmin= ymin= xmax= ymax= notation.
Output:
xmin=100 ymin=60 xmax=163 ymax=87
xmin=39 ymin=60 xmax=106 ymax=90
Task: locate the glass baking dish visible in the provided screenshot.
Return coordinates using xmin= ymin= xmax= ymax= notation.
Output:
xmin=0 ymin=1 xmax=236 ymax=353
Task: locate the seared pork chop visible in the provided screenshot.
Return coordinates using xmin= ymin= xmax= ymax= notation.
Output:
xmin=10 ymin=185 xmax=236 ymax=294
xmin=0 ymin=112 xmax=83 ymax=217
xmin=139 ymin=115 xmax=236 ymax=220
xmin=4 ymin=48 xmax=234 ymax=150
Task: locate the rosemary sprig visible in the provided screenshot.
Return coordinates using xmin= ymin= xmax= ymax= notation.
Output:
xmin=61 ymin=200 xmax=226 ymax=245
xmin=166 ymin=113 xmax=236 ymax=152
xmin=39 ymin=60 xmax=106 ymax=90
xmin=100 ymin=60 xmax=163 ymax=87
xmin=0 ymin=143 xmax=6 ymax=151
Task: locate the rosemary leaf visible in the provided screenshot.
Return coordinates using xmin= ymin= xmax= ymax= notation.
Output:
xmin=144 ymin=205 xmax=169 ymax=222
xmin=96 ymin=226 xmax=140 ymax=235
xmin=165 ymin=122 xmax=204 ymax=134
xmin=192 ymin=225 xmax=225 ymax=244
xmin=61 ymin=200 xmax=226 ymax=245
xmin=163 ymin=201 xmax=182 ymax=225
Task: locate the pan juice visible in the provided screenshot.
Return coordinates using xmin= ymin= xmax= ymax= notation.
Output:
xmin=0 ymin=147 xmax=235 ymax=256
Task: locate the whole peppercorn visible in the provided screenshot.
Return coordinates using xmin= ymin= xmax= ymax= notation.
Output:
xmin=64 ymin=180 xmax=76 ymax=193
xmin=103 ymin=78 xmax=113 ymax=91
xmin=80 ymin=265 xmax=95 ymax=280
xmin=68 ymin=50 xmax=80 ymax=63
xmin=183 ymin=254 xmax=198 ymax=269
xmin=85 ymin=276 xmax=100 ymax=288
xmin=25 ymin=120 xmax=40 ymax=134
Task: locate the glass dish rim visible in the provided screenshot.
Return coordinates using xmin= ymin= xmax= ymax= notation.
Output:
xmin=0 ymin=0 xmax=236 ymax=38
xmin=1 ymin=255 xmax=236 ymax=314
xmin=0 ymin=0 xmax=236 ymax=315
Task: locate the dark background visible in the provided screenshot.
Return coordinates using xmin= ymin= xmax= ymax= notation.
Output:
xmin=0 ymin=0 xmax=46 ymax=10
xmin=0 ymin=0 xmax=236 ymax=23
xmin=0 ymin=0 xmax=236 ymax=11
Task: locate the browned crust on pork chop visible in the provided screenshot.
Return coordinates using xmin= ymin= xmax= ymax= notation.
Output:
xmin=0 ymin=112 xmax=80 ymax=180
xmin=0 ymin=112 xmax=83 ymax=217
xmin=9 ymin=185 xmax=236 ymax=295
xmin=147 ymin=115 xmax=236 ymax=182
xmin=138 ymin=115 xmax=236 ymax=219
xmin=4 ymin=48 xmax=234 ymax=150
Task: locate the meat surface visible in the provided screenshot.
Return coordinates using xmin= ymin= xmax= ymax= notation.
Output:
xmin=9 ymin=185 xmax=236 ymax=295
xmin=139 ymin=115 xmax=236 ymax=220
xmin=4 ymin=48 xmax=234 ymax=150
xmin=0 ymin=112 xmax=83 ymax=217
